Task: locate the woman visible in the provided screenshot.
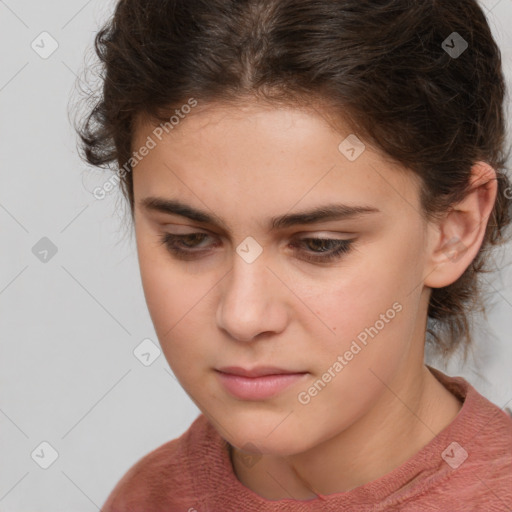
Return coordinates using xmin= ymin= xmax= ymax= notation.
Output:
xmin=74 ymin=0 xmax=512 ymax=509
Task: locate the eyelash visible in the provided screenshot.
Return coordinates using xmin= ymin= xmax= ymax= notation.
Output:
xmin=158 ymin=232 xmax=355 ymax=263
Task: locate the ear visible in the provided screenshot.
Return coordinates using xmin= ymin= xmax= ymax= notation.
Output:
xmin=424 ymin=162 xmax=498 ymax=289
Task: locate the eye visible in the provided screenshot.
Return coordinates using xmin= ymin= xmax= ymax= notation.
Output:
xmin=289 ymin=237 xmax=355 ymax=263
xmin=159 ymin=232 xmax=214 ymax=260
xmin=158 ymin=232 xmax=355 ymax=263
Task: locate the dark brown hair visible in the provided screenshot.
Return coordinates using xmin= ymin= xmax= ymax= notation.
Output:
xmin=72 ymin=0 xmax=512 ymax=359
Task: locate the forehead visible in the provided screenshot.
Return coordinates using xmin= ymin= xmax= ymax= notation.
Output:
xmin=131 ymin=103 xmax=421 ymax=223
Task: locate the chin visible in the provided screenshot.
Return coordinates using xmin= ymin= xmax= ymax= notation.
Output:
xmin=224 ymin=418 xmax=312 ymax=457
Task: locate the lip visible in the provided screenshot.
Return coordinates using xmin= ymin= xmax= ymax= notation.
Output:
xmin=215 ymin=367 xmax=308 ymax=400
xmin=216 ymin=366 xmax=305 ymax=377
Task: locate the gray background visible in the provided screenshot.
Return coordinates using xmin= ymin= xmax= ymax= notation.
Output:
xmin=0 ymin=0 xmax=511 ymax=510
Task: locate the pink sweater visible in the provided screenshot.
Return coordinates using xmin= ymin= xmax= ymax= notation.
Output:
xmin=102 ymin=367 xmax=512 ymax=511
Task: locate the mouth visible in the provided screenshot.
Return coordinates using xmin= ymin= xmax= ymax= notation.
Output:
xmin=215 ymin=366 xmax=309 ymax=400
xmin=216 ymin=365 xmax=307 ymax=378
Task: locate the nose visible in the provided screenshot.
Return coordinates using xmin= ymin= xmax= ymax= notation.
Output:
xmin=216 ymin=253 xmax=288 ymax=342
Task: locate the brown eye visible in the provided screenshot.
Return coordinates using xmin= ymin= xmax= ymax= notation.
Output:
xmin=159 ymin=232 xmax=215 ymax=260
xmin=291 ymin=237 xmax=355 ymax=263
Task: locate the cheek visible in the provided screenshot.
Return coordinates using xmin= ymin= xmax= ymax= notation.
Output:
xmin=292 ymin=264 xmax=404 ymax=346
xmin=136 ymin=238 xmax=220 ymax=377
xmin=290 ymin=242 xmax=420 ymax=381
xmin=292 ymin=272 xmax=412 ymax=431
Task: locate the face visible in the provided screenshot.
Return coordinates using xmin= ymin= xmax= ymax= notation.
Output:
xmin=132 ymin=101 xmax=433 ymax=457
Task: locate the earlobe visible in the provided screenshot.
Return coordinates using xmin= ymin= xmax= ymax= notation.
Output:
xmin=424 ymin=162 xmax=498 ymax=289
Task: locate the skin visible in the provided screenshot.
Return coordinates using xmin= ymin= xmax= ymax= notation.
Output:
xmin=131 ymin=100 xmax=497 ymax=500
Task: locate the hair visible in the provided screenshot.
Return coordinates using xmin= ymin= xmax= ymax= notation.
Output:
xmin=72 ymin=0 xmax=512 ymax=360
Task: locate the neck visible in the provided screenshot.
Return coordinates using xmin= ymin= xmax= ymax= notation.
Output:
xmin=230 ymin=365 xmax=462 ymax=500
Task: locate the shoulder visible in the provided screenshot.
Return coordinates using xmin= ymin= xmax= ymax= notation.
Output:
xmin=424 ymin=368 xmax=512 ymax=509
xmin=460 ymin=385 xmax=512 ymax=495
xmin=430 ymin=408 xmax=512 ymax=511
xmin=101 ymin=414 xmax=212 ymax=512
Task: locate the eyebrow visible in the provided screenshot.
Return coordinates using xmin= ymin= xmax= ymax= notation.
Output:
xmin=139 ymin=197 xmax=380 ymax=231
